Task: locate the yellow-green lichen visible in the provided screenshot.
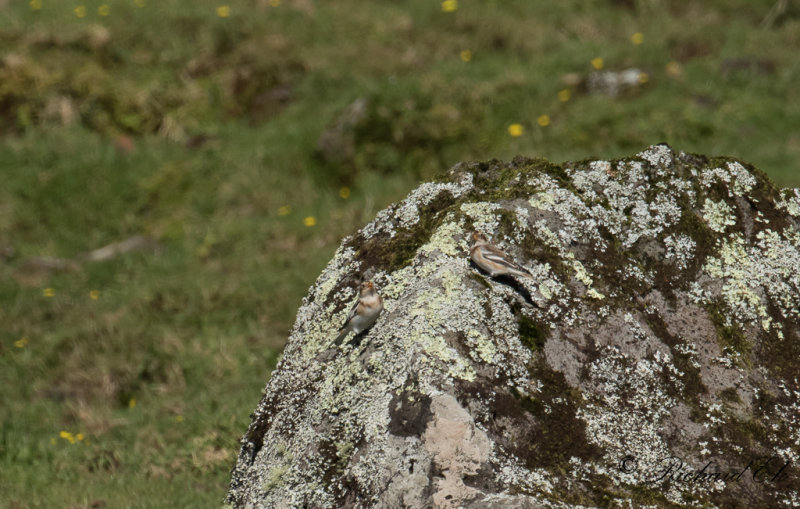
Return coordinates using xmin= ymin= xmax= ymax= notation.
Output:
xmin=727 ymin=162 xmax=756 ymax=195
xmin=568 ymin=255 xmax=593 ymax=287
xmin=566 ymin=255 xmax=604 ymax=298
xmin=410 ymin=288 xmax=447 ymax=330
xmin=414 ymin=331 xmax=476 ymax=382
xmin=440 ymin=268 xmax=466 ymax=300
xmin=419 ymin=219 xmax=467 ymax=257
xmin=460 ymin=202 xmax=502 ymax=232
xmin=701 ymin=198 xmax=736 ymax=233
xmin=529 ymin=191 xmax=557 ymax=210
xmin=701 ymin=162 xmax=757 ymax=196
xmin=317 ymin=259 xmax=355 ymax=304
xmin=534 ymin=263 xmax=564 ymax=301
xmin=335 ymin=441 xmax=354 ymax=472
xmin=381 ymin=265 xmax=415 ymax=300
xmin=468 ymin=328 xmax=497 ymax=364
xmin=411 ymin=269 xmax=471 ymax=328
xmin=778 ymin=190 xmax=800 ymax=217
xmin=317 ymin=369 xmax=356 ymax=414
xmin=300 ymin=320 xmax=340 ymax=360
xmin=703 ymin=235 xmax=770 ymax=328
xmin=263 ymin=464 xmax=290 ymax=493
xmin=587 ymin=288 xmax=606 ymax=300
xmin=532 ymin=222 xmax=562 ymax=250
xmin=538 ymin=282 xmax=554 ymax=300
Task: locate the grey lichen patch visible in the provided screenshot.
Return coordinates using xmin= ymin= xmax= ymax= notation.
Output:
xmin=701 ymin=197 xmax=738 ymax=233
xmin=777 ymin=188 xmax=800 ymax=217
xmin=662 ymin=233 xmax=696 ymax=270
xmin=578 ymin=346 xmax=678 ymax=473
xmin=229 ymin=145 xmax=800 ymax=508
xmin=263 ymin=463 xmax=290 ymax=494
xmin=700 ymin=161 xmax=758 ymax=196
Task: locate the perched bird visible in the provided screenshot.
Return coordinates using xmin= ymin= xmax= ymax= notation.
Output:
xmin=334 ymin=280 xmax=384 ymax=344
xmin=469 ymin=231 xmax=533 ymax=279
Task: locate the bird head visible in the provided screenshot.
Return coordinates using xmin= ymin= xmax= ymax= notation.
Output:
xmin=470 ymin=231 xmax=488 ymax=246
xmin=360 ymin=280 xmax=375 ymax=295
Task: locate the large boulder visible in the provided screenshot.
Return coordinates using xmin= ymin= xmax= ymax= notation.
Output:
xmin=227 ymin=145 xmax=800 ymax=508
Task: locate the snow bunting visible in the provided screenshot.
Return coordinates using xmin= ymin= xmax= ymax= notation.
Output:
xmin=469 ymin=231 xmax=533 ymax=279
xmin=334 ymin=280 xmax=383 ymax=344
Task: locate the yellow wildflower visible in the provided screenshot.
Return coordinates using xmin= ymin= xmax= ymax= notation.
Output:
xmin=176 ymin=415 xmax=184 ymax=422
xmin=43 ymin=287 xmax=55 ymax=297
xmin=76 ymin=433 xmax=84 ymax=441
xmin=14 ymin=337 xmax=28 ymax=348
xmin=129 ymin=397 xmax=137 ymax=409
xmin=30 ymin=0 xmax=42 ymax=10
xmin=666 ymin=61 xmax=682 ymax=77
xmin=339 ymin=187 xmax=351 ymax=199
xmin=558 ymin=89 xmax=571 ymax=102
xmin=441 ymin=0 xmax=457 ymax=12
xmin=537 ymin=114 xmax=551 ymax=127
xmin=638 ymin=72 xmax=649 ymax=84
xmin=74 ymin=5 xmax=86 ymax=18
xmin=98 ymin=4 xmax=109 ymax=16
xmin=460 ymin=50 xmax=472 ymax=62
xmin=269 ymin=0 xmax=280 ymax=6
xmin=591 ymin=57 xmax=604 ymax=70
xmin=90 ymin=290 xmax=99 ymax=300
xmin=507 ymin=124 xmax=524 ymax=137
xmin=60 ymin=431 xmax=76 ymax=444
xmin=278 ymin=205 xmax=291 ymax=216
xmin=216 ymin=5 xmax=230 ymax=17
xmin=631 ymin=32 xmax=644 ymax=45
xmin=303 ymin=216 xmax=317 ymax=227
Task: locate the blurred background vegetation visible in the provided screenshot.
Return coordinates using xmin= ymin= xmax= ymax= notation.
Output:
xmin=0 ymin=0 xmax=798 ymax=506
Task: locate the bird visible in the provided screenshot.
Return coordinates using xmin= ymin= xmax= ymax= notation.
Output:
xmin=334 ymin=280 xmax=384 ymax=344
xmin=469 ymin=231 xmax=534 ymax=279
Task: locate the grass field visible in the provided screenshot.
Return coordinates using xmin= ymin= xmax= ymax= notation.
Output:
xmin=1 ymin=0 xmax=799 ymax=507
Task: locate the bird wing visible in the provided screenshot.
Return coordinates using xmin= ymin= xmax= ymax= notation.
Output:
xmin=483 ymin=245 xmax=530 ymax=274
xmin=333 ymin=297 xmax=360 ymax=344
xmin=343 ymin=298 xmax=360 ymax=326
xmin=333 ymin=329 xmax=349 ymax=345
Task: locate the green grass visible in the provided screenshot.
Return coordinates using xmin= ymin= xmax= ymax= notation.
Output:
xmin=1 ymin=0 xmax=799 ymax=507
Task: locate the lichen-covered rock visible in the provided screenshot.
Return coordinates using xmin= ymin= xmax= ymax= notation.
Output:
xmin=227 ymin=145 xmax=800 ymax=508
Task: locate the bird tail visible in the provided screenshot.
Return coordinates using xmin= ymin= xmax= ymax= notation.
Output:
xmin=516 ymin=268 xmax=535 ymax=279
xmin=333 ymin=329 xmax=349 ymax=345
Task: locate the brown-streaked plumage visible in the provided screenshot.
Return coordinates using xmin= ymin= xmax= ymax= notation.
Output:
xmin=469 ymin=231 xmax=533 ymax=279
xmin=334 ymin=280 xmax=383 ymax=344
